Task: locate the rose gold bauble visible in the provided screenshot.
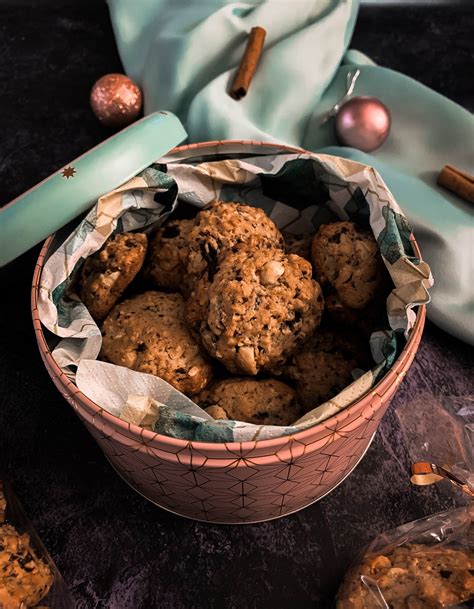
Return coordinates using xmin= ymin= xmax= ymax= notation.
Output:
xmin=90 ymin=74 xmax=142 ymax=128
xmin=335 ymin=96 xmax=391 ymax=152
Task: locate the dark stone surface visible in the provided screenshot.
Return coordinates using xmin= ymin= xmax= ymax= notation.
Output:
xmin=0 ymin=2 xmax=473 ymax=608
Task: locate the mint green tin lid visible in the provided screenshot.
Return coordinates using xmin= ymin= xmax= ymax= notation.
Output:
xmin=0 ymin=111 xmax=187 ymax=266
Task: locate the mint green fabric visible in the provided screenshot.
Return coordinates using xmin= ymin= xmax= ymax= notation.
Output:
xmin=108 ymin=0 xmax=474 ymax=344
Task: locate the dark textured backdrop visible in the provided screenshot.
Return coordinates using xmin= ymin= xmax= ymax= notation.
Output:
xmin=0 ymin=2 xmax=473 ymax=608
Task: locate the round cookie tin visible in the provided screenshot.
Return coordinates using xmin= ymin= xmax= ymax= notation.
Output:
xmin=32 ymin=140 xmax=426 ymax=524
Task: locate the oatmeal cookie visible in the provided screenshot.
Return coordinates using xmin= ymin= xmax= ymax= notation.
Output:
xmin=185 ymin=201 xmax=284 ymax=282
xmin=145 ymin=218 xmax=195 ymax=293
xmin=337 ymin=544 xmax=474 ymax=609
xmin=198 ymin=378 xmax=301 ymax=426
xmin=312 ymin=222 xmax=385 ymax=310
xmin=100 ymin=291 xmax=213 ymax=395
xmin=278 ymin=329 xmax=370 ymax=411
xmin=186 ymin=247 xmax=324 ymax=375
xmin=80 ymin=232 xmax=147 ymax=321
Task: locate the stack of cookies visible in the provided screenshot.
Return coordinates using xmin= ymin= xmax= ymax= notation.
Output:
xmin=79 ymin=201 xmax=388 ymax=427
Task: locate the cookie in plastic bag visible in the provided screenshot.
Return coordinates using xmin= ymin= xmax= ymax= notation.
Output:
xmin=337 ymin=396 xmax=474 ymax=608
xmin=337 ymin=506 xmax=474 ymax=608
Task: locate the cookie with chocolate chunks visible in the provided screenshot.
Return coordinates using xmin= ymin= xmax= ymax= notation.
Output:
xmin=101 ymin=291 xmax=213 ymax=396
xmin=185 ymin=201 xmax=285 ymax=283
xmin=80 ymin=232 xmax=147 ymax=321
xmin=312 ymin=221 xmax=386 ymax=310
xmin=0 ymin=523 xmax=53 ymax=608
xmin=145 ymin=218 xmax=195 ymax=294
xmin=198 ymin=378 xmax=301 ymax=426
xmin=186 ymin=246 xmax=324 ymax=375
xmin=277 ymin=328 xmax=370 ymax=411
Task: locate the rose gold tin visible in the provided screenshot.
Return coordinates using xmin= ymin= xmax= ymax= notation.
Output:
xmin=31 ymin=141 xmax=426 ymax=524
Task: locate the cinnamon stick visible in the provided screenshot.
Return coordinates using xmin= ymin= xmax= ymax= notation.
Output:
xmin=437 ymin=164 xmax=474 ymax=204
xmin=230 ymin=26 xmax=266 ymax=100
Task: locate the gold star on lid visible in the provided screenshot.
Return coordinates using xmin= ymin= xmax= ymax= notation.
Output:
xmin=61 ymin=166 xmax=76 ymax=179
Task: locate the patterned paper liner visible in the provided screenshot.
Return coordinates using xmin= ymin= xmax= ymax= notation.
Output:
xmin=37 ymin=146 xmax=432 ymax=443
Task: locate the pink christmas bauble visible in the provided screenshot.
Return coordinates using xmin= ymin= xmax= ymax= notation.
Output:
xmin=335 ymin=96 xmax=391 ymax=152
xmin=90 ymin=74 xmax=142 ymax=128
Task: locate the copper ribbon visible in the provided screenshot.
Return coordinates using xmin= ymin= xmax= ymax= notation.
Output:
xmin=411 ymin=461 xmax=474 ymax=497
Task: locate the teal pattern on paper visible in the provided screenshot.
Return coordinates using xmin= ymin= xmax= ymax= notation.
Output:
xmin=378 ymin=207 xmax=414 ymax=264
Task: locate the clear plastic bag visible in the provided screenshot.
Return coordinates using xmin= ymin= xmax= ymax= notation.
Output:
xmin=337 ymin=396 xmax=474 ymax=608
xmin=0 ymin=482 xmax=74 ymax=609
xmin=336 ymin=506 xmax=474 ymax=609
xmin=398 ymin=396 xmax=474 ymax=500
